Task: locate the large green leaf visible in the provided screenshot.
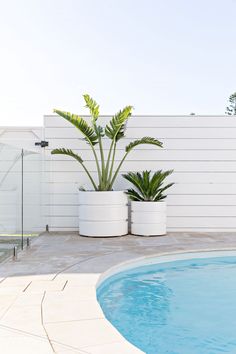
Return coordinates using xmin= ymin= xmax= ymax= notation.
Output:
xmin=125 ymin=137 xmax=163 ymax=153
xmin=105 ymin=106 xmax=133 ymax=141
xmin=83 ymin=94 xmax=99 ymax=122
xmin=54 ymin=109 xmax=98 ymax=146
xmin=51 ymin=148 xmax=83 ymax=163
xmin=51 ymin=148 xmax=98 ymax=190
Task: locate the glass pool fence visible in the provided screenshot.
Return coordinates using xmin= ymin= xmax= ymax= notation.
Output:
xmin=0 ymin=142 xmax=48 ymax=261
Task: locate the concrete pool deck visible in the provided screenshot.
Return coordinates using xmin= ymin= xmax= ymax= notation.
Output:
xmin=0 ymin=232 xmax=236 ymax=354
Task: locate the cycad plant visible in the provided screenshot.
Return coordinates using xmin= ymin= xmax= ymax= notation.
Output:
xmin=52 ymin=94 xmax=163 ymax=191
xmin=123 ymin=170 xmax=174 ymax=201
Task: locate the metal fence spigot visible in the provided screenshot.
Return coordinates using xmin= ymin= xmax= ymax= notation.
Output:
xmin=13 ymin=246 xmax=17 ymax=261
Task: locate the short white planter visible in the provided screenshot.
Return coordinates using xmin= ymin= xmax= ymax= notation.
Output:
xmin=131 ymin=201 xmax=167 ymax=236
xmin=79 ymin=191 xmax=128 ymax=237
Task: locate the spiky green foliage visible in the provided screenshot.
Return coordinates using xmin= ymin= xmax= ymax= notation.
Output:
xmin=125 ymin=137 xmax=163 ymax=153
xmin=105 ymin=106 xmax=133 ymax=141
xmin=53 ymin=95 xmax=163 ymax=191
xmin=123 ymin=170 xmax=174 ymax=201
xmin=226 ymin=92 xmax=236 ymax=115
xmin=53 ymin=110 xmax=98 ymax=146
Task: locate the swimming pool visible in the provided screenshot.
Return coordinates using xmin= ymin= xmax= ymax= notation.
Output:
xmin=97 ymin=251 xmax=236 ymax=354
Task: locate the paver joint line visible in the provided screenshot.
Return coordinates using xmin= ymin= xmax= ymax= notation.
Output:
xmin=0 ymin=232 xmax=235 ymax=354
xmin=41 ymin=291 xmax=56 ymax=353
xmin=0 ymin=322 xmax=52 ymax=341
xmin=23 ymin=281 xmax=32 ymax=292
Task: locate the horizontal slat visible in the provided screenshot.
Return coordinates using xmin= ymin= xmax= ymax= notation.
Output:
xmin=168 ymin=217 xmax=236 ymax=228
xmin=47 ymin=215 xmax=236 ymax=229
xmin=167 ymin=228 xmax=236 ymax=232
xmin=168 ymin=206 xmax=236 ymax=217
xmin=48 ymin=171 xmax=236 ymax=187
xmin=133 ymin=183 xmax=236 ymax=195
xmin=48 ymin=160 xmax=236 ymax=172
xmin=48 ymin=216 xmax=79 ymax=228
xmin=48 ymin=226 xmax=236 ymax=232
xmin=44 ymin=183 xmax=78 ymax=194
xmin=0 ymin=162 xmax=44 ymax=172
xmin=44 ymin=189 xmax=236 ymax=206
xmin=47 ymin=149 xmax=236 ymax=161
xmin=0 ymin=174 xmax=50 ymax=184
xmin=46 ymin=205 xmax=236 ymax=218
xmin=45 ymin=127 xmax=236 ymax=139
xmin=49 ymin=227 xmax=78 ymax=231
xmin=172 ymin=173 xmax=236 ymax=184
xmin=44 ymin=115 xmax=236 ymax=128
xmin=49 ymin=194 xmax=79 ymax=205
xmin=48 ymin=169 xmax=236 ymax=183
xmin=44 ymin=205 xmax=78 ymax=216
xmin=46 ymin=138 xmax=236 ymax=150
xmin=167 ymin=194 xmax=236 ymax=206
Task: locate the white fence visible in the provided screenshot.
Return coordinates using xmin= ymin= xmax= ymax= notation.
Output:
xmin=44 ymin=115 xmax=236 ymax=232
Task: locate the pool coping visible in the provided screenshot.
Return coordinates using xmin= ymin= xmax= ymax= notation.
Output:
xmin=97 ymin=248 xmax=236 ymax=288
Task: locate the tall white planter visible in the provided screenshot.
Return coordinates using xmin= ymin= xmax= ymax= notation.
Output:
xmin=79 ymin=191 xmax=128 ymax=237
xmin=131 ymin=201 xmax=166 ymax=236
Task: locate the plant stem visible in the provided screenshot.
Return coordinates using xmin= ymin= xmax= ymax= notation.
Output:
xmin=81 ymin=162 xmax=97 ymax=190
xmin=98 ymin=136 xmax=106 ymax=188
xmin=107 ymin=141 xmax=117 ymax=189
xmin=91 ymin=145 xmax=102 ymax=187
xmin=109 ymin=150 xmax=128 ymax=189
xmin=104 ymin=140 xmax=115 ymax=186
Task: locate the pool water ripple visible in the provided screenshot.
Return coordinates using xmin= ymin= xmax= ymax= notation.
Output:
xmin=97 ymin=255 xmax=236 ymax=354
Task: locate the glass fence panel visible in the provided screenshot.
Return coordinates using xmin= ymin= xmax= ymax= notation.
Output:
xmin=23 ymin=149 xmax=47 ymax=236
xmin=0 ymin=143 xmax=23 ymax=260
xmin=0 ymin=143 xmax=47 ymax=262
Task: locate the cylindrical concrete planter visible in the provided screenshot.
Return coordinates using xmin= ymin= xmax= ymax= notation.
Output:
xmin=79 ymin=191 xmax=128 ymax=237
xmin=131 ymin=201 xmax=166 ymax=236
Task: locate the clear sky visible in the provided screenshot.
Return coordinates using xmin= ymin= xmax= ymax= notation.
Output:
xmin=0 ymin=0 xmax=236 ymax=126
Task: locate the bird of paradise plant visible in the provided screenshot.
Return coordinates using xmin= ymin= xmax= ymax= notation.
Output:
xmin=51 ymin=94 xmax=163 ymax=191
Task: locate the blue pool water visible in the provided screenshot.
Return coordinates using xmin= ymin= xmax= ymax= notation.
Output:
xmin=97 ymin=255 xmax=236 ymax=354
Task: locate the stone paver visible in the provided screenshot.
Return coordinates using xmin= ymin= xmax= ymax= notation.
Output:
xmin=0 ymin=292 xmax=46 ymax=337
xmin=45 ymin=318 xmax=125 ymax=348
xmin=84 ymin=341 xmax=146 ymax=354
xmin=43 ymin=291 xmax=103 ymax=323
xmin=26 ymin=279 xmax=67 ymax=293
xmin=0 ymin=231 xmax=236 ymax=353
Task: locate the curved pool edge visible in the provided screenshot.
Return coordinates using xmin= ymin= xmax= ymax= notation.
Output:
xmin=95 ymin=247 xmax=236 ymax=354
xmin=96 ymin=247 xmax=236 ymax=289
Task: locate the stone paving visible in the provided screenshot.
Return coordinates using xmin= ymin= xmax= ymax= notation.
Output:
xmin=0 ymin=232 xmax=236 ymax=353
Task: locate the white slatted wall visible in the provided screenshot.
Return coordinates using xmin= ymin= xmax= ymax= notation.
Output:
xmin=44 ymin=115 xmax=236 ymax=232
